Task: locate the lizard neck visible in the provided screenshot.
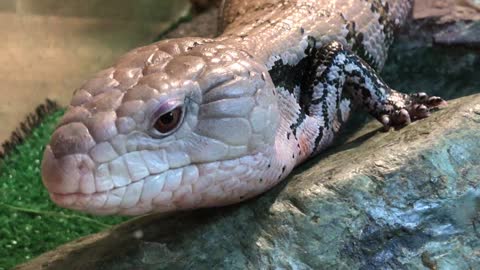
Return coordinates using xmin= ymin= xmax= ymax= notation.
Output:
xmin=217 ymin=0 xmax=414 ymax=70
xmin=218 ymin=0 xmax=324 ymax=65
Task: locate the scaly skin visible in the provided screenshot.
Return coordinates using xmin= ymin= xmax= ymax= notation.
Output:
xmin=41 ymin=0 xmax=445 ymax=215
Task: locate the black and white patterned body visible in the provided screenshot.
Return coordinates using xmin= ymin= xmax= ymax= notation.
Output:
xmin=220 ymin=0 xmax=444 ymax=163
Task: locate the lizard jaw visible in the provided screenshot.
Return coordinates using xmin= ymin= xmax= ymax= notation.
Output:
xmin=43 ymin=143 xmax=274 ymax=216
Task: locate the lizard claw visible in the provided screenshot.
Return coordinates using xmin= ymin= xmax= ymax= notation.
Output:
xmin=426 ymin=96 xmax=448 ymax=107
xmin=393 ymin=108 xmax=411 ymax=127
xmin=408 ymin=93 xmax=447 ymax=121
xmin=381 ymin=92 xmax=447 ymax=130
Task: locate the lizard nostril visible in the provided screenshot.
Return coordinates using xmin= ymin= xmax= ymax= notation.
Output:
xmin=78 ymin=161 xmax=90 ymax=176
xmin=50 ymin=122 xmax=96 ymax=158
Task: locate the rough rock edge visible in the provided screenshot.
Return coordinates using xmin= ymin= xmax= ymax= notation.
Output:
xmin=413 ymin=0 xmax=480 ymax=23
xmin=407 ymin=0 xmax=480 ymax=48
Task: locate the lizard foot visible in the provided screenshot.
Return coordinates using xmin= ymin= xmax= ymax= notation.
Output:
xmin=380 ymin=92 xmax=448 ymax=130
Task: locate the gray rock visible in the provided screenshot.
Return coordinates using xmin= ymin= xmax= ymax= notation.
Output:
xmin=15 ymin=94 xmax=480 ymax=270
xmin=433 ymin=22 xmax=480 ymax=48
xmin=412 ymin=0 xmax=480 ymax=23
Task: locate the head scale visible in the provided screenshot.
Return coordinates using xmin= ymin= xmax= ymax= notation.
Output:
xmin=41 ymin=38 xmax=280 ymax=215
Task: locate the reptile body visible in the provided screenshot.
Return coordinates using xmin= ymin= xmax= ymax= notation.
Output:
xmin=41 ymin=0 xmax=445 ymax=215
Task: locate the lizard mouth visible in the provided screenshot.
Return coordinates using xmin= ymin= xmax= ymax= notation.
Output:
xmin=42 ymin=145 xmax=200 ymax=216
xmin=44 ymin=146 xmax=268 ymax=216
xmin=49 ymin=189 xmax=120 ymax=215
xmin=49 ymin=190 xmax=150 ymax=216
xmin=46 ymin=164 xmax=201 ymax=216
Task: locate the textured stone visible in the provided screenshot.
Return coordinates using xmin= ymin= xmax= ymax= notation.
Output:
xmin=413 ymin=0 xmax=480 ymax=23
xmin=409 ymin=0 xmax=480 ymax=48
xmin=433 ymin=22 xmax=480 ymax=47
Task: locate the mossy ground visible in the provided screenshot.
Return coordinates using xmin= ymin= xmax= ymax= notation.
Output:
xmin=0 ymin=109 xmax=129 ymax=270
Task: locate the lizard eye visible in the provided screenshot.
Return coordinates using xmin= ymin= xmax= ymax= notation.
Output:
xmin=153 ymin=106 xmax=184 ymax=135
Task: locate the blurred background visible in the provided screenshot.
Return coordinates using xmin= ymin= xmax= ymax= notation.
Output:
xmin=0 ymin=0 xmax=189 ymax=145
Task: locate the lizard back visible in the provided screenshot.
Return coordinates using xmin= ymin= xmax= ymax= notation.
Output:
xmin=219 ymin=0 xmax=413 ymax=70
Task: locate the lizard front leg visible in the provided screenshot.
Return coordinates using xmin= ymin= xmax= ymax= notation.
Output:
xmin=291 ymin=41 xmax=446 ymax=159
xmin=319 ymin=41 xmax=447 ymax=129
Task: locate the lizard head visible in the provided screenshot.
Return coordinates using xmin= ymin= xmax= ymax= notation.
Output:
xmin=41 ymin=38 xmax=280 ymax=215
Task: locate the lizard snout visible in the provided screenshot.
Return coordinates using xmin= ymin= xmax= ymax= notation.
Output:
xmin=41 ymin=145 xmax=96 ymax=196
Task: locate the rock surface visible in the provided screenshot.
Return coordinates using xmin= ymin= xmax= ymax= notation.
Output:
xmin=15 ymin=3 xmax=480 ymax=270
xmin=433 ymin=22 xmax=480 ymax=47
xmin=413 ymin=0 xmax=480 ymax=23
xmin=409 ymin=0 xmax=480 ymax=48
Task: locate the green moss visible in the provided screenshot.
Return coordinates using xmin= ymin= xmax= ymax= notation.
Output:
xmin=0 ymin=109 xmax=129 ymax=270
